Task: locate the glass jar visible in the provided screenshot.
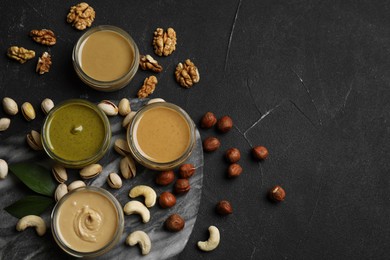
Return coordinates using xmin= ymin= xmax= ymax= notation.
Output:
xmin=42 ymin=99 xmax=111 ymax=168
xmin=51 ymin=186 xmax=124 ymax=258
xmin=72 ymin=25 xmax=139 ymax=91
xmin=127 ymin=102 xmax=196 ymax=170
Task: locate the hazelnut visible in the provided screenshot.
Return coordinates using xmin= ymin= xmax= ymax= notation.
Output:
xmin=225 ymin=148 xmax=241 ymax=163
xmin=155 ymin=170 xmax=175 ymax=186
xmin=159 ymin=191 xmax=176 ymax=208
xmin=227 ymin=163 xmax=242 ymax=178
xmin=165 ymin=213 xmax=185 ymax=232
xmin=252 ymin=146 xmax=269 ymax=160
xmin=179 ymin=163 xmax=195 ymax=178
xmin=269 ymin=185 xmax=286 ymax=202
xmin=174 ymin=179 xmax=190 ymax=194
xmin=200 ymin=112 xmax=217 ymax=128
xmin=216 ymin=200 xmax=233 ymax=215
xmin=217 ymin=115 xmax=233 ymax=133
xmin=203 ymin=136 xmax=221 ymax=152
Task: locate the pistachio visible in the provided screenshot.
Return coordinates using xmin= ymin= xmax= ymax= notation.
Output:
xmin=52 ymin=164 xmax=68 ymax=183
xmin=41 ymin=98 xmax=54 ymax=115
xmin=2 ymin=97 xmax=18 ymax=116
xmin=26 ymin=130 xmax=43 ymax=150
xmin=68 ymin=180 xmax=86 ymax=191
xmin=80 ymin=163 xmax=102 ymax=179
xmin=114 ymin=138 xmax=131 ymax=156
xmin=55 ymin=183 xmax=68 ymax=201
xmin=0 ymin=118 xmax=11 ymax=132
xmin=120 ymin=155 xmax=136 ymax=179
xmin=107 ymin=172 xmax=122 ymax=189
xmin=122 ymin=111 xmax=137 ymax=129
xmin=98 ymin=100 xmax=118 ymax=116
xmin=118 ymin=98 xmax=131 ymax=116
xmin=0 ymin=159 xmax=8 ymax=179
xmin=21 ymin=102 xmax=36 ymax=121
xmin=147 ymin=98 xmax=165 ymax=105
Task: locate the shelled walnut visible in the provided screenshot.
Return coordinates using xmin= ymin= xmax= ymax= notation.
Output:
xmin=36 ymin=52 xmax=52 ymax=75
xmin=175 ymin=59 xmax=200 ymax=88
xmin=152 ymin=28 xmax=177 ymax=56
xmin=66 ymin=2 xmax=95 ymax=30
xmin=7 ymin=46 xmax=35 ymax=64
xmin=30 ymin=29 xmax=56 ymax=46
xmin=137 ymin=76 xmax=158 ymax=98
xmin=139 ymin=55 xmax=163 ymax=73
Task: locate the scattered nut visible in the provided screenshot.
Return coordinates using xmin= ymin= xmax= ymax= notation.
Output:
xmin=122 ymin=111 xmax=136 ymax=129
xmin=164 ymin=213 xmax=185 ymax=232
xmin=179 ymin=164 xmax=195 ymax=179
xmin=0 ymin=118 xmax=11 ymax=132
xmin=252 ymin=146 xmax=269 ymax=160
xmin=174 ymin=179 xmax=190 ymax=194
xmin=66 ymin=2 xmax=95 ymax=30
xmin=269 ymin=185 xmax=286 ymax=202
xmin=175 ymin=59 xmax=200 ymax=88
xmin=227 ymin=163 xmax=242 ymax=178
xmin=21 ymin=102 xmax=36 ymax=121
xmin=2 ymin=97 xmax=18 ymax=116
xmin=159 ymin=191 xmax=176 ymax=208
xmin=123 ymin=200 xmax=150 ymax=223
xmin=197 ymin=226 xmax=220 ymax=252
xmin=98 ymin=100 xmax=118 ymax=116
xmin=107 ymin=172 xmax=122 ymax=189
xmin=203 ymin=136 xmax=221 ymax=152
xmin=120 ymin=155 xmax=136 ymax=179
xmin=41 ymin=98 xmax=54 ymax=115
xmin=155 ymin=170 xmax=175 ymax=186
xmin=147 ymin=98 xmax=165 ymax=105
xmin=200 ymin=112 xmax=217 ymax=128
xmin=16 ymin=215 xmax=47 ymax=236
xmin=36 ymin=52 xmax=52 ymax=75
xmin=118 ymin=98 xmax=131 ymax=116
xmin=79 ymin=163 xmax=102 ymax=179
xmin=216 ymin=200 xmax=233 ymax=215
xmin=129 ymin=185 xmax=157 ymax=208
xmin=217 ymin=116 xmax=233 ymax=133
xmin=114 ymin=138 xmax=131 ymax=156
xmin=26 ymin=130 xmax=43 ymax=151
xmin=225 ymin=148 xmax=241 ymax=163
xmin=55 ymin=183 xmax=68 ymax=201
xmin=52 ymin=164 xmax=68 ymax=183
xmin=153 ymin=28 xmax=177 ymax=57
xmin=0 ymin=159 xmax=8 ymax=179
xmin=67 ymin=180 xmax=86 ymax=191
xmin=126 ymin=230 xmax=151 ymax=255
xmin=139 ymin=54 xmax=163 ymax=73
xmin=138 ymin=76 xmax=158 ymax=98
xmin=7 ymin=46 xmax=35 ymax=63
xmin=30 ymin=29 xmax=56 ymax=46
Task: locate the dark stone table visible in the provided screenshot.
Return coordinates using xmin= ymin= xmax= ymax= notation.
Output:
xmin=1 ymin=1 xmax=389 ymax=259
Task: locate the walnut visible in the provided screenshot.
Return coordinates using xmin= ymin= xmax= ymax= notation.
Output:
xmin=7 ymin=46 xmax=35 ymax=64
xmin=30 ymin=29 xmax=56 ymax=46
xmin=36 ymin=52 xmax=52 ymax=75
xmin=175 ymin=59 xmax=200 ymax=88
xmin=66 ymin=2 xmax=95 ymax=30
xmin=139 ymin=55 xmax=163 ymax=73
xmin=153 ymin=28 xmax=177 ymax=57
xmin=138 ymin=76 xmax=158 ymax=98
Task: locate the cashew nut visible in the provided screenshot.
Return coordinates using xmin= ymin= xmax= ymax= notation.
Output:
xmin=129 ymin=185 xmax=157 ymax=208
xmin=197 ymin=225 xmax=220 ymax=252
xmin=123 ymin=200 xmax=150 ymax=223
xmin=126 ymin=230 xmax=151 ymax=255
xmin=16 ymin=215 xmax=47 ymax=236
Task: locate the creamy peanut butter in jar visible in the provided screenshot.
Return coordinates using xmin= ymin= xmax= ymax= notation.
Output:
xmin=51 ymin=186 xmax=124 ymax=257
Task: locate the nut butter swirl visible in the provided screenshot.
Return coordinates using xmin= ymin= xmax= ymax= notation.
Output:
xmin=74 ymin=206 xmax=103 ymax=242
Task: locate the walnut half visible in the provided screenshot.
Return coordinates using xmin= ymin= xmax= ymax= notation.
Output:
xmin=152 ymin=28 xmax=177 ymax=57
xmin=175 ymin=59 xmax=200 ymax=88
xmin=30 ymin=29 xmax=56 ymax=46
xmin=139 ymin=55 xmax=163 ymax=73
xmin=36 ymin=52 xmax=52 ymax=75
xmin=7 ymin=46 xmax=35 ymax=64
xmin=66 ymin=2 xmax=95 ymax=30
xmin=138 ymin=76 xmax=158 ymax=98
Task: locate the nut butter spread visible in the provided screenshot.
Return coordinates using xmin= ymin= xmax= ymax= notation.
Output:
xmin=134 ymin=106 xmax=191 ymax=163
xmin=55 ymin=189 xmax=119 ymax=252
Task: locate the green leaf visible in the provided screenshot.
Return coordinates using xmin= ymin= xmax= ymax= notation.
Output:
xmin=4 ymin=195 xmax=54 ymax=219
xmin=9 ymin=163 xmax=56 ymax=196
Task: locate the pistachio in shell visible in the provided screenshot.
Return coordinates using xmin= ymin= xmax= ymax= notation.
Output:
xmin=98 ymin=100 xmax=118 ymax=116
xmin=68 ymin=180 xmax=86 ymax=191
xmin=120 ymin=155 xmax=136 ymax=179
xmin=79 ymin=163 xmax=103 ymax=179
xmin=55 ymin=183 xmax=68 ymax=201
xmin=118 ymin=98 xmax=131 ymax=116
xmin=2 ymin=97 xmax=18 ymax=116
xmin=41 ymin=98 xmax=54 ymax=115
xmin=114 ymin=138 xmax=131 ymax=156
xmin=26 ymin=130 xmax=43 ymax=150
xmin=52 ymin=164 xmax=68 ymax=183
xmin=21 ymin=102 xmax=36 ymax=121
xmin=107 ymin=172 xmax=122 ymax=189
xmin=0 ymin=118 xmax=11 ymax=132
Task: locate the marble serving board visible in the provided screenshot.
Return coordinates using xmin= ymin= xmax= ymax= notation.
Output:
xmin=0 ymin=99 xmax=204 ymax=260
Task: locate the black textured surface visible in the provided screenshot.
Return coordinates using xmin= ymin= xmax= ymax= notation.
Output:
xmin=1 ymin=1 xmax=390 ymax=259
